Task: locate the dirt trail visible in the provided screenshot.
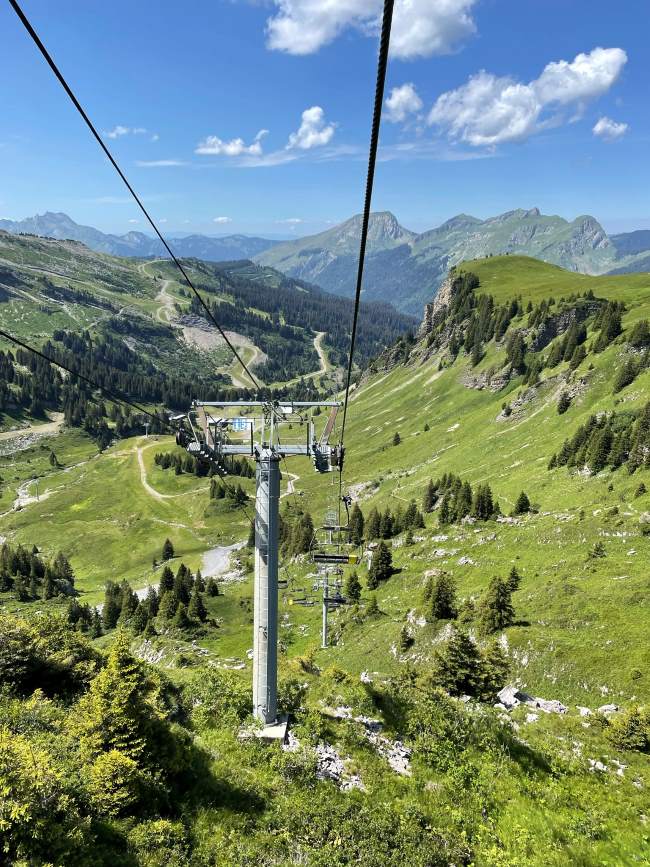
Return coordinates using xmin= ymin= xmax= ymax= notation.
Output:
xmin=155 ymin=280 xmax=175 ymax=323
xmin=313 ymin=331 xmax=329 ymax=377
xmin=202 ymin=541 xmax=246 ymax=579
xmin=135 ymin=441 xmax=188 ymax=502
xmin=281 ymin=471 xmax=300 ymax=499
xmin=0 ymin=412 xmax=64 ymax=444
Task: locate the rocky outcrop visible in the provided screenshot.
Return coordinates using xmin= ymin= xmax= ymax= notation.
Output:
xmin=496 ymin=685 xmax=568 ymax=715
xmin=418 ymin=275 xmax=454 ymax=338
xmin=530 ymin=300 xmax=601 ymax=351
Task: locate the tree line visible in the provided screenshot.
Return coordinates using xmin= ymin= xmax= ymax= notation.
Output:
xmin=0 ymin=541 xmax=75 ymax=602
xmin=549 ymin=399 xmax=650 ymax=475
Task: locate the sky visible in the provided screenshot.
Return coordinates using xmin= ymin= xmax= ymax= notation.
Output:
xmin=1 ymin=0 xmax=649 ymax=237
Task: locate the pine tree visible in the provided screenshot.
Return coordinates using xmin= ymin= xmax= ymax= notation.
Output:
xmin=344 ymin=570 xmax=361 ymax=602
xmin=507 ymin=566 xmax=521 ymax=592
xmin=557 ymin=391 xmax=571 ymax=415
xmin=14 ymin=576 xmax=29 ymax=602
xmin=74 ymin=630 xmax=149 ymax=764
xmin=41 ymin=567 xmax=56 ymax=601
xmin=90 ymin=609 xmax=103 ymax=638
xmin=131 ymin=602 xmax=148 ymax=635
xmin=479 ymin=640 xmax=510 ymax=700
xmin=471 ymin=484 xmax=494 ymax=521
xmin=53 ymin=552 xmax=74 ymax=585
xmin=366 ymin=594 xmax=380 ymax=617
xmin=432 ymin=629 xmax=482 ymax=696
xmin=569 ymin=345 xmax=586 ymax=370
xmin=422 ymin=575 xmax=434 ymax=603
xmin=478 ymin=577 xmax=515 ymax=634
xmin=438 ymin=493 xmax=452 ymax=526
xmin=349 ymin=504 xmax=365 ymax=546
xmin=172 ymin=603 xmax=191 ymax=630
xmin=366 ymin=508 xmax=381 ymax=541
xmin=145 ymin=586 xmax=159 ymax=617
xmin=423 ymin=479 xmax=436 ymax=513
xmin=158 ymin=565 xmax=174 ymax=596
xmin=205 ymin=577 xmax=220 ymax=597
xmin=379 ymin=510 xmax=394 ymax=539
xmin=398 ymin=625 xmax=412 ymax=652
xmin=188 ymin=591 xmax=208 ymax=623
xmin=457 ymin=598 xmax=476 ymax=624
xmin=161 ymin=539 xmax=174 ymax=561
xmin=404 ymin=500 xmax=418 ymax=529
xmin=367 ymin=541 xmax=393 ymax=590
xmin=247 ymin=520 xmax=256 ymax=548
xmin=587 ymin=427 xmax=613 ymax=473
xmin=392 ymin=431 xmax=401 ymax=446
xmin=158 ymin=590 xmax=178 ymax=620
xmin=102 ymin=582 xmax=121 ymax=630
xmin=194 ymin=569 xmax=205 ymax=593
xmin=28 ymin=574 xmax=38 ymax=600
xmin=512 ymin=491 xmax=531 ymax=516
xmin=429 ymin=573 xmax=458 ymax=620
xmin=173 ymin=569 xmax=191 ymax=605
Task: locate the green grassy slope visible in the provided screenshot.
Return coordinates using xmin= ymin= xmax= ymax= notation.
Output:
xmin=1 ymin=255 xmax=649 ymax=865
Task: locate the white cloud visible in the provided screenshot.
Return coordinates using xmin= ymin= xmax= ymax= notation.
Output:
xmin=213 ymin=216 xmax=232 ymax=224
xmin=266 ymin=0 xmax=477 ymax=59
xmin=535 ymin=48 xmax=627 ymax=106
xmin=136 ymin=159 xmax=186 ymax=167
xmin=195 ymin=129 xmax=268 ymax=156
xmin=428 ymin=47 xmax=627 ymax=147
xmin=287 ymin=106 xmax=335 ymax=149
xmin=104 ymin=125 xmax=152 ymax=140
xmin=150 ymin=133 xmax=160 ymax=142
xmin=385 ymin=83 xmax=423 ymax=122
xmin=390 ymin=0 xmax=477 ymax=60
xmin=593 ymin=115 xmax=629 ymax=140
xmin=128 ymin=219 xmax=139 ymax=224
xmin=276 ymin=217 xmax=304 ymax=224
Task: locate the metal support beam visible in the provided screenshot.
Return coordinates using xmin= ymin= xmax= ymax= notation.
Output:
xmin=321 ymin=574 xmax=329 ymax=649
xmin=253 ymin=448 xmax=280 ymax=724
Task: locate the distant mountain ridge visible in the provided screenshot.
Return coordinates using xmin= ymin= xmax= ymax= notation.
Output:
xmin=0 ymin=212 xmax=279 ymax=261
xmin=255 ymin=208 xmax=650 ymax=314
xmin=3 ymin=209 xmax=650 ymax=315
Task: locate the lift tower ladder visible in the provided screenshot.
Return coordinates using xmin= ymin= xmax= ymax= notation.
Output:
xmin=177 ymin=399 xmax=342 ymax=727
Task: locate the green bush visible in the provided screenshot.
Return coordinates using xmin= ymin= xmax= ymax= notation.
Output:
xmin=606 ymin=706 xmax=650 ymax=752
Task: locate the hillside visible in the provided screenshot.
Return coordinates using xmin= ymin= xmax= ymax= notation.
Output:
xmin=0 ymin=255 xmax=649 ymax=864
xmin=0 ymin=229 xmax=414 ymax=395
xmin=256 ymin=208 xmax=650 ymax=314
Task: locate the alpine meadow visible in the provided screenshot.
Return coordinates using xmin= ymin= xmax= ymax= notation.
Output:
xmin=1 ymin=1 xmax=649 ymax=866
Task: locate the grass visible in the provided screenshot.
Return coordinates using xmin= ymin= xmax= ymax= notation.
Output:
xmin=1 ymin=255 xmax=650 ymax=864
xmin=0 ymin=432 xmax=252 ymax=607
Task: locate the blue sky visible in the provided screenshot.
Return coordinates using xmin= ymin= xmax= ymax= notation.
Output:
xmin=1 ymin=0 xmax=648 ymax=236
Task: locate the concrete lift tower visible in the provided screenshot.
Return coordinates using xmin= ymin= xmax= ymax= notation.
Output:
xmin=176 ymin=399 xmax=343 ymax=729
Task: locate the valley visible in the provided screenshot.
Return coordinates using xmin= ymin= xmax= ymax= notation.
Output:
xmin=1 ymin=251 xmax=649 ymax=864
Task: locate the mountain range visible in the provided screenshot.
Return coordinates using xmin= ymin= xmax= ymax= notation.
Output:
xmin=3 ymin=209 xmax=650 ymax=315
xmin=255 ymin=209 xmax=650 ymax=314
xmin=0 ymin=211 xmax=278 ymax=261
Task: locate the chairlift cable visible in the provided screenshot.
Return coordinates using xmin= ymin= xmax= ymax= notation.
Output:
xmin=7 ymin=0 xmax=262 ymax=392
xmin=336 ymin=0 xmax=394 ymax=534
xmin=338 ymin=0 xmax=394 ymax=448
